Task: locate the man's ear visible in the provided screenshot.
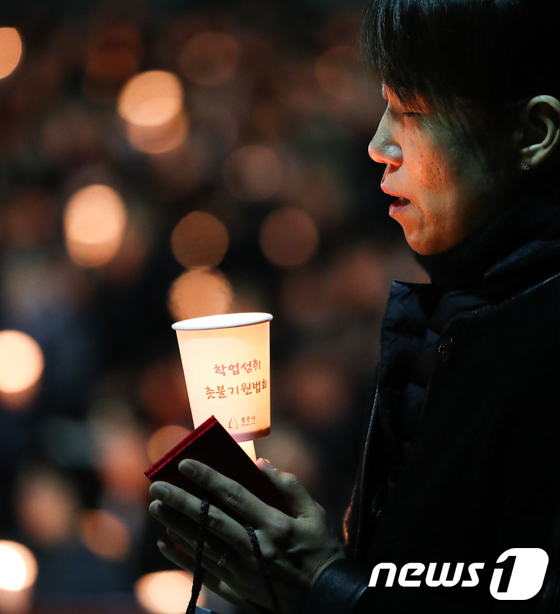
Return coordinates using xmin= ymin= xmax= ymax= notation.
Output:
xmin=518 ymin=95 xmax=560 ymax=169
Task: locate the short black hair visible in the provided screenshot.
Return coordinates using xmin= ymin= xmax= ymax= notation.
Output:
xmin=363 ymin=0 xmax=560 ymax=108
xmin=362 ymin=0 xmax=560 ymax=190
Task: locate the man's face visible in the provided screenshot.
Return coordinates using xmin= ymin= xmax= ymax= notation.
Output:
xmin=369 ymin=85 xmax=499 ymax=255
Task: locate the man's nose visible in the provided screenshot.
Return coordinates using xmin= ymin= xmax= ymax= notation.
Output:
xmin=368 ymin=115 xmax=402 ymax=166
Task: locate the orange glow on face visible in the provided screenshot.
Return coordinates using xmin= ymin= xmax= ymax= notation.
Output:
xmin=0 ymin=28 xmax=23 ymax=79
xmin=179 ymin=32 xmax=241 ymax=85
xmin=224 ymin=145 xmax=283 ymax=202
xmin=135 ymin=571 xmax=201 ymax=614
xmin=171 ymin=211 xmax=229 ymax=268
xmin=259 ymin=207 xmax=319 ymax=267
xmin=147 ymin=425 xmax=191 ymax=463
xmin=315 ymin=45 xmax=362 ymax=101
xmin=80 ymin=510 xmax=132 ymax=561
xmin=118 ymin=70 xmax=183 ymax=127
xmin=0 ymin=542 xmax=38 ymax=592
xmin=168 ymin=269 xmax=233 ymax=321
xmin=64 ymin=184 xmax=127 ymax=268
xmin=0 ymin=331 xmax=44 ymax=396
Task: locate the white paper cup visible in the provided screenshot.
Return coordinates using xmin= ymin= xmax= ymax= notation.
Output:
xmin=173 ymin=313 xmax=272 ymax=442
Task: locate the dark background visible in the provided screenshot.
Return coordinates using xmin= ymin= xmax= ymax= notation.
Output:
xmin=0 ymin=1 xmax=427 ymax=612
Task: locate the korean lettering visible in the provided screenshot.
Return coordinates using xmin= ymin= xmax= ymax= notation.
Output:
xmin=241 ymin=361 xmax=252 ymax=373
xmin=241 ymin=382 xmax=252 ymax=395
xmin=216 ymin=385 xmax=227 ymax=398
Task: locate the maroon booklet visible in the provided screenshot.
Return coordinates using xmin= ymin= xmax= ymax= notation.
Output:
xmin=145 ymin=415 xmax=290 ymax=518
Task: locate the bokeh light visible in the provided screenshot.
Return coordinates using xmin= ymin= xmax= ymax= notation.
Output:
xmin=283 ymin=357 xmax=351 ymax=428
xmin=118 ymin=70 xmax=183 ymax=127
xmin=147 ymin=425 xmax=191 ymax=464
xmin=0 ymin=331 xmax=44 ymax=396
xmin=224 ymin=145 xmax=283 ymax=202
xmin=80 ymin=510 xmax=132 ymax=561
xmin=125 ymin=111 xmax=188 ymax=154
xmin=327 ymin=246 xmax=386 ymax=313
xmin=64 ymin=184 xmax=128 ymax=268
xmin=86 ymin=46 xmax=138 ymax=86
xmin=135 ymin=571 xmax=200 ymax=614
xmin=83 ymin=26 xmax=141 ymax=102
xmin=0 ymin=28 xmax=23 ymax=79
xmin=315 ymin=45 xmax=363 ymax=101
xmin=171 ymin=211 xmax=229 ymax=268
xmin=168 ymin=269 xmax=233 ymax=321
xmin=15 ymin=467 xmax=80 ymax=547
xmin=101 ymin=217 xmax=150 ymax=283
xmin=90 ymin=408 xmax=149 ymax=504
xmin=259 ymin=207 xmax=319 ymax=267
xmin=0 ymin=542 xmax=37 ymax=592
xmin=280 ymin=269 xmax=333 ymax=327
xmin=140 ymin=360 xmax=191 ymax=426
xmin=179 ymin=32 xmax=241 ymax=85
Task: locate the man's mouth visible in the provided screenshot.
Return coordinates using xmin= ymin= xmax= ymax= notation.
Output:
xmin=389 ymin=198 xmax=411 ymax=216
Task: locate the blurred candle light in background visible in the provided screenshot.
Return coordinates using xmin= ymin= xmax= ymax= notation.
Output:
xmin=0 ymin=542 xmax=37 ymax=592
xmin=140 ymin=360 xmax=191 ymax=426
xmin=90 ymin=409 xmax=149 ymax=505
xmin=64 ymin=184 xmax=128 ymax=268
xmin=171 ymin=211 xmax=229 ymax=268
xmin=15 ymin=467 xmax=80 ymax=547
xmin=168 ymin=269 xmax=233 ymax=321
xmin=135 ymin=570 xmax=202 ymax=614
xmin=83 ymin=26 xmax=141 ymax=102
xmin=315 ymin=45 xmax=363 ymax=101
xmin=224 ymin=145 xmax=283 ymax=202
xmin=0 ymin=28 xmax=23 ymax=79
xmin=118 ymin=70 xmax=183 ymax=127
xmin=0 ymin=331 xmax=44 ymax=409
xmin=147 ymin=425 xmax=191 ymax=464
xmin=125 ymin=111 xmax=188 ymax=154
xmin=79 ymin=510 xmax=132 ymax=561
xmin=179 ymin=32 xmax=241 ymax=85
xmin=259 ymin=207 xmax=319 ymax=267
xmin=118 ymin=70 xmax=187 ymax=154
xmin=0 ymin=541 xmax=38 ymax=614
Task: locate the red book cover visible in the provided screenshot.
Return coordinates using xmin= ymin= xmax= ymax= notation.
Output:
xmin=145 ymin=416 xmax=290 ymax=518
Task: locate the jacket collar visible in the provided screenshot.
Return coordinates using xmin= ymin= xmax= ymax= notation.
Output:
xmin=414 ymin=191 xmax=560 ymax=301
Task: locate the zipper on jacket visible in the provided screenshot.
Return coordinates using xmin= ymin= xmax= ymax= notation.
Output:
xmin=353 ymin=385 xmax=379 ymax=559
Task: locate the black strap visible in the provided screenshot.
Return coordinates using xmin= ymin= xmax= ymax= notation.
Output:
xmin=186 ymin=499 xmax=209 ymax=614
xmin=187 ymin=499 xmax=282 ymax=614
xmin=243 ymin=522 xmax=281 ymax=614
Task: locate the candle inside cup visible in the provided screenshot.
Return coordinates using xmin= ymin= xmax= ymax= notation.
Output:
xmin=172 ymin=313 xmax=272 ymax=454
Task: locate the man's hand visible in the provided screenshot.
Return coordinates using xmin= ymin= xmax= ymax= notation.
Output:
xmin=148 ymin=458 xmax=345 ymax=614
